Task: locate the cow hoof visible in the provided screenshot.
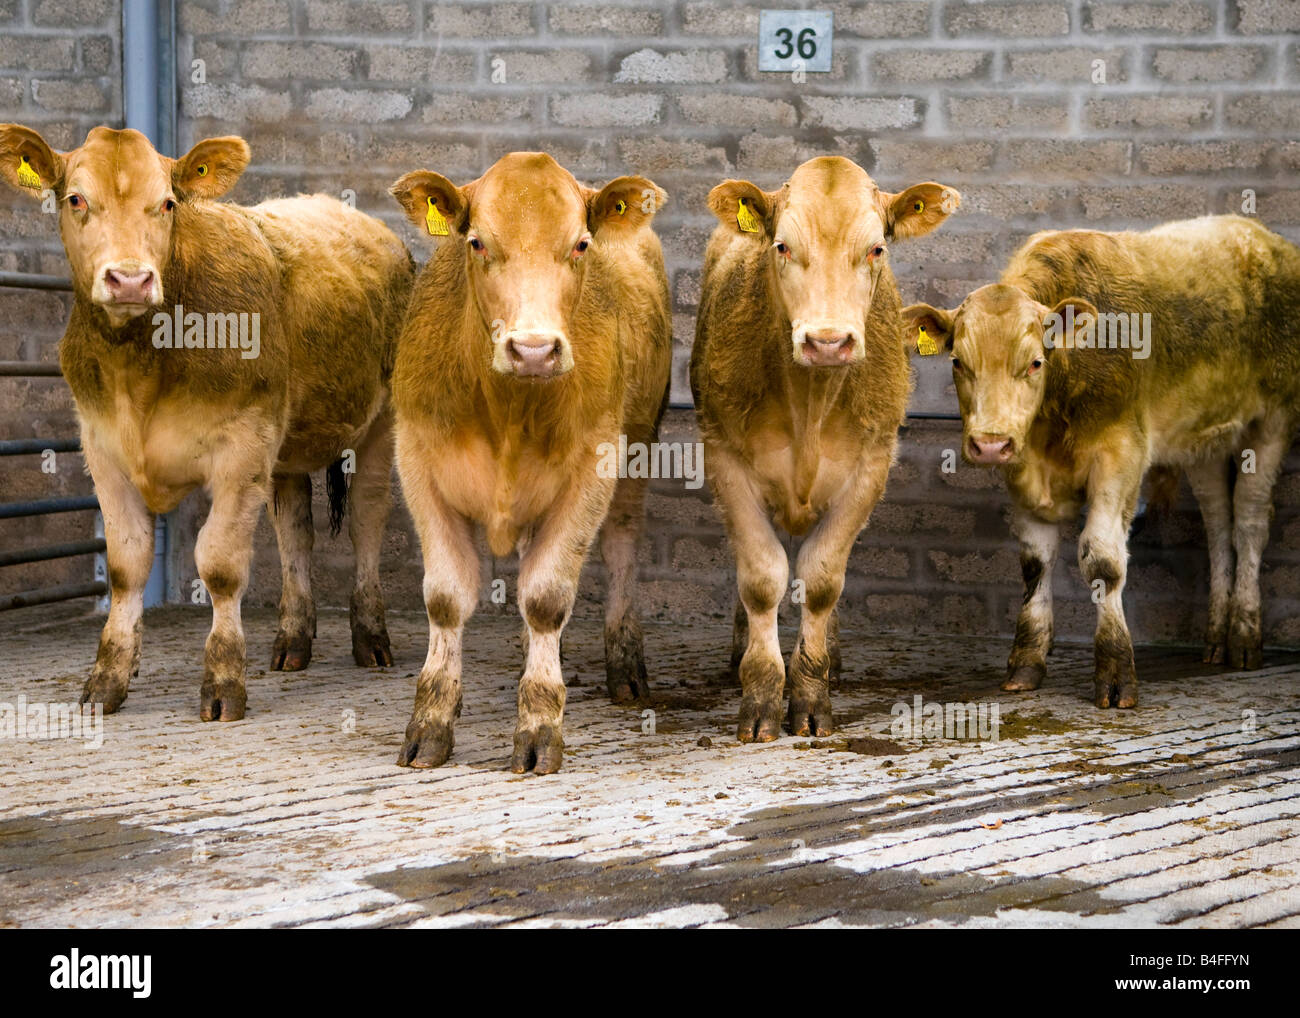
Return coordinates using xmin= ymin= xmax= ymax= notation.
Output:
xmin=352 ymin=626 xmax=393 ymax=668
xmin=510 ymin=724 xmax=563 ymax=775
xmin=200 ymin=680 xmax=247 ymax=722
xmin=397 ymin=718 xmax=455 ymax=768
xmin=606 ymin=670 xmax=649 ymax=703
xmin=605 ymin=639 xmax=649 ymax=702
xmin=270 ymin=630 xmax=312 ymax=671
xmin=1203 ymin=641 xmax=1227 ymax=665
xmin=737 ymin=697 xmax=782 ymax=743
xmin=1227 ymin=637 xmax=1262 ymax=671
xmin=79 ymin=676 xmax=128 ymax=714
xmin=1003 ymin=664 xmax=1046 ymax=691
xmin=1093 ymin=664 xmax=1137 ymax=710
xmin=787 ymin=693 xmax=834 ymax=738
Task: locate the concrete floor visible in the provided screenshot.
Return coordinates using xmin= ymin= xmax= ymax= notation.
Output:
xmin=1 ymin=602 xmax=1298 ymax=928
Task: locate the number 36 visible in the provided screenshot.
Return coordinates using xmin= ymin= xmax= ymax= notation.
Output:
xmin=774 ymin=26 xmax=818 ymax=60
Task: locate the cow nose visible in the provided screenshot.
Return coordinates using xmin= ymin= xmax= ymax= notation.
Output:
xmin=806 ymin=328 xmax=851 ymax=344
xmin=103 ymin=268 xmax=154 ymax=304
xmin=968 ymin=434 xmax=1015 ymax=464
xmin=505 ymin=331 xmax=564 ymax=376
xmin=800 ymin=327 xmax=858 ymax=366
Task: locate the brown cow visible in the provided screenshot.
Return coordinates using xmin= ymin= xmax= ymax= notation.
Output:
xmin=902 ymin=214 xmax=1300 ymax=707
xmin=691 ymin=156 xmax=959 ymax=742
xmin=388 ymin=152 xmax=671 ymax=774
xmin=0 ymin=124 xmax=413 ymax=721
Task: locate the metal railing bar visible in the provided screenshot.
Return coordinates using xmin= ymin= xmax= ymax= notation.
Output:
xmin=0 ymin=437 xmax=81 ymax=456
xmin=0 ymin=538 xmax=106 ymax=569
xmin=0 ymin=361 xmax=63 ymax=377
xmin=0 ymin=580 xmax=107 ymax=612
xmin=0 ymin=271 xmax=73 ymax=292
xmin=0 ymin=495 xmax=99 ymax=519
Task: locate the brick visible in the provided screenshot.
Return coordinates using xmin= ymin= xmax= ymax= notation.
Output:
xmin=367 ymin=46 xmax=476 ymax=84
xmin=739 ymin=47 xmax=856 ymax=82
xmin=493 ymin=49 xmax=596 ymax=85
xmin=31 ymin=0 xmax=113 ymax=26
xmin=736 ymin=133 xmax=867 ymax=173
xmin=872 ymin=49 xmax=992 ymax=85
xmin=831 ymin=2 xmax=931 ymax=38
xmin=427 ymin=2 xmax=535 ymax=37
xmin=1234 ymin=0 xmax=1300 ymax=32
xmin=800 ymin=96 xmax=920 ymax=131
xmin=191 ymin=40 xmax=240 ymax=78
xmin=307 ymin=1 xmax=414 ymax=32
xmin=1000 ymin=139 xmax=1132 ymax=176
xmin=80 ymin=36 xmax=116 ymax=75
xmin=546 ymin=5 xmax=662 ymax=36
xmin=363 ymin=133 xmax=478 ymax=173
xmin=31 ymin=78 xmax=111 ymax=114
xmin=929 ymin=548 xmax=1020 ymax=586
xmin=1004 ymin=48 xmax=1129 ymax=84
xmin=420 ymin=92 xmax=534 ymax=125
xmin=1085 ymin=94 xmax=1214 ymax=131
xmin=1137 ymin=141 xmax=1272 ymax=175
xmin=549 ymin=92 xmax=664 ymax=128
xmin=616 ymin=136 xmax=731 ymax=174
xmin=1150 ymin=46 xmax=1269 ymax=83
xmin=1077 ymin=184 xmax=1211 ymax=221
xmin=955 ymin=184 xmax=1075 ymax=220
xmin=615 ymin=48 xmax=728 ymax=84
xmin=180 ymin=0 xmax=292 ymax=34
xmin=945 ymin=95 xmax=1070 ymax=132
xmin=870 ymin=139 xmax=995 ymax=178
xmin=944 ymin=2 xmax=1069 ymax=37
xmin=1083 ymin=2 xmax=1214 ymax=33
xmin=676 ymin=93 xmax=797 ymax=128
xmin=893 ymin=230 xmax=997 ymax=265
xmin=0 ymin=36 xmax=74 ymax=72
xmin=243 ymin=42 xmax=360 ymax=81
xmin=304 ymin=88 xmax=413 ymax=122
xmin=680 ymin=2 xmax=759 ymax=35
xmin=1225 ymin=94 xmax=1300 ymax=131
xmin=0 ymin=76 xmax=22 ymax=108
xmin=1258 ymin=190 xmax=1300 ymax=223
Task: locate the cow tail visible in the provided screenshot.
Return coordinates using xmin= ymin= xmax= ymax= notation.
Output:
xmin=326 ymin=458 xmax=349 ymax=538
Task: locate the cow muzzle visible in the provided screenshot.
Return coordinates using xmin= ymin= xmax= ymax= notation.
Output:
xmin=793 ymin=324 xmax=864 ymax=367
xmin=496 ymin=329 xmax=573 ymax=379
xmin=94 ymin=261 xmax=160 ymax=318
xmin=966 ymin=432 xmax=1016 ymax=465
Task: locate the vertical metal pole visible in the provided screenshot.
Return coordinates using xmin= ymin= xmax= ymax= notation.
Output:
xmin=93 ymin=511 xmax=109 ymax=613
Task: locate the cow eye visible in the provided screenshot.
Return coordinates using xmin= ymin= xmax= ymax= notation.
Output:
xmin=774 ymin=241 xmax=789 ymax=257
xmin=951 ymin=357 xmax=962 ymax=372
xmin=162 ymin=198 xmax=177 ymax=213
xmin=468 ymin=236 xmax=484 ymax=252
xmin=572 ymin=237 xmax=590 ymax=257
xmin=1027 ymin=358 xmax=1043 ymax=375
xmin=869 ymin=244 xmax=885 ymax=259
xmin=67 ymin=193 xmax=85 ymax=210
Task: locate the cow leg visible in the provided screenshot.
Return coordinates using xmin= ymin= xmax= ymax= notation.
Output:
xmin=1228 ymin=416 xmax=1291 ymax=669
xmin=397 ymin=479 xmax=477 ymax=768
xmin=1004 ymin=510 xmax=1059 ymax=691
xmin=348 ymin=408 xmax=395 ymax=667
xmin=79 ymin=438 xmax=154 ymax=714
xmin=728 ymin=594 xmax=748 ymax=680
xmin=787 ymin=451 xmax=886 ymax=737
xmin=195 ymin=463 xmax=269 ymax=722
xmin=708 ymin=447 xmax=788 ymax=742
xmin=513 ymin=479 xmax=613 ymax=774
xmin=1080 ymin=465 xmax=1141 ymax=709
xmin=1185 ymin=458 xmax=1234 ymax=665
xmin=599 ymin=473 xmax=649 ymax=702
xmin=267 ymin=473 xmax=314 ymax=671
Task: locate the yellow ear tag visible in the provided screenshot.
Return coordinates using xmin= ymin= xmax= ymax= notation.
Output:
xmin=615 ymin=199 xmax=627 ymax=216
xmin=196 ymin=163 xmax=209 ymax=177
xmin=16 ymin=155 xmax=41 ymax=190
xmin=916 ymin=324 xmax=938 ymax=356
xmin=913 ymin=199 xmax=925 ymax=214
xmin=425 ymin=196 xmax=449 ymax=236
xmin=736 ymin=196 xmax=761 ymax=234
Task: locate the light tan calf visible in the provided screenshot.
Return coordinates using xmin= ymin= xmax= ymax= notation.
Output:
xmin=0 ymin=124 xmax=412 ymax=721
xmin=692 ymin=156 xmax=959 ymax=741
xmin=389 ymin=152 xmax=671 ymax=774
xmin=903 ymin=215 xmax=1300 ymax=707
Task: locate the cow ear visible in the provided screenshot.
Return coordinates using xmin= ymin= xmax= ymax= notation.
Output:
xmin=390 ymin=170 xmax=467 ymax=238
xmin=173 ymin=137 xmax=249 ymax=199
xmin=901 ymin=302 xmax=956 ymax=358
xmin=1042 ymin=296 xmax=1097 ymax=357
xmin=707 ymin=179 xmax=780 ymax=240
xmin=0 ymin=123 xmax=64 ymax=198
xmin=882 ymin=183 xmax=960 ymax=240
xmin=586 ymin=176 xmax=666 ymax=236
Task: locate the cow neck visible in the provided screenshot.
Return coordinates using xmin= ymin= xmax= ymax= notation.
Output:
xmin=781 ymin=357 xmax=849 ymax=508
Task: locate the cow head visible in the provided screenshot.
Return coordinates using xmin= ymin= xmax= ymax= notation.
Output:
xmin=391 ymin=152 xmax=665 ymax=381
xmin=902 ymin=284 xmax=1097 ymax=466
xmin=707 ymin=156 xmax=958 ymax=368
xmin=0 ymin=124 xmax=249 ymax=328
